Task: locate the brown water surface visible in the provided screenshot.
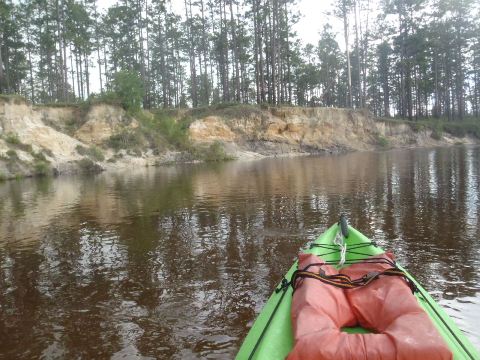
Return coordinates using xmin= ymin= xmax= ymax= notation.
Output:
xmin=0 ymin=146 xmax=479 ymax=358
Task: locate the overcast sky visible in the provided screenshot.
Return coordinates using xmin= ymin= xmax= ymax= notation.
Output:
xmin=100 ymin=0 xmax=342 ymax=48
xmin=294 ymin=0 xmax=340 ymax=46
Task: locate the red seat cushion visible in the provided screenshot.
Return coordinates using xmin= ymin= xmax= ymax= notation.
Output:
xmin=287 ymin=253 xmax=452 ymax=360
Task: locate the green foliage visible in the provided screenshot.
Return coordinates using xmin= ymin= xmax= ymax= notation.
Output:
xmin=75 ymin=145 xmax=86 ymax=155
xmin=42 ymin=148 xmax=54 ymax=158
xmin=77 ymin=158 xmax=102 ymax=173
xmin=107 ymin=110 xmax=190 ymax=153
xmin=76 ymin=145 xmax=105 ymax=161
xmin=37 ymin=102 xmax=80 ymax=108
xmin=88 ymin=146 xmax=104 ymax=162
xmin=204 ymin=142 xmax=232 ymax=161
xmin=2 ymin=0 xmax=480 ymax=124
xmin=189 ymin=103 xmax=266 ymax=121
xmin=0 ymin=94 xmax=28 ymax=104
xmin=431 ymin=125 xmax=443 ymax=140
xmin=459 ymin=122 xmax=480 ymax=138
xmin=111 ymin=70 xmax=144 ymax=112
xmin=375 ymin=134 xmax=389 ymax=148
xmin=390 ymin=117 xmax=480 ymax=140
xmin=5 ymin=133 xmax=20 ymax=145
xmin=85 ymin=92 xmax=123 ymax=108
xmin=0 ymin=172 xmax=6 ymax=182
xmin=31 ymin=150 xmax=49 ymax=162
xmin=107 ymin=130 xmax=144 ymax=151
xmin=4 ymin=133 xmax=33 ymax=152
xmin=34 ymin=161 xmax=50 ymax=176
xmin=156 ymin=115 xmax=188 ymax=148
xmin=191 ymin=141 xmax=234 ymax=162
xmin=6 ymin=149 xmax=18 ymax=159
xmin=442 ymin=123 xmax=466 ymax=138
xmin=411 ymin=122 xmax=426 ymax=133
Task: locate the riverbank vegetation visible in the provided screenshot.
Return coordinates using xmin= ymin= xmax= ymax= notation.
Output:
xmin=378 ymin=116 xmax=480 ymax=140
xmin=1 ymin=0 xmax=479 ymax=123
xmin=0 ymin=93 xmax=478 ymax=182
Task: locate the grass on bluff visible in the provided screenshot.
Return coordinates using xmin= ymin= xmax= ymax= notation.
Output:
xmin=194 ymin=141 xmax=234 ymax=162
xmin=6 ymin=149 xmax=18 ymax=159
xmin=375 ymin=134 xmax=390 ymax=148
xmin=377 ymin=116 xmax=480 ymax=140
xmin=5 ymin=133 xmax=21 ymax=145
xmin=34 ymin=161 xmax=50 ymax=176
xmin=3 ymin=133 xmax=34 ymax=153
xmin=106 ymin=109 xmax=189 ymax=154
xmin=76 ymin=145 xmax=105 ymax=162
xmin=0 ymin=94 xmax=29 ymax=105
xmin=104 ymin=107 xmax=235 ymax=162
xmin=187 ymin=103 xmax=267 ymax=121
xmin=77 ymin=158 xmax=103 ymax=173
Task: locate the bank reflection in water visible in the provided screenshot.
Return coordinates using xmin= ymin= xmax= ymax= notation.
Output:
xmin=0 ymin=146 xmax=479 ymax=358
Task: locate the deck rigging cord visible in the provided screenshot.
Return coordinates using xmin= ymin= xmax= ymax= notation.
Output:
xmin=333 ymin=228 xmax=347 ymax=267
xmin=288 ymin=257 xmax=418 ymax=294
xmin=246 ymin=225 xmax=475 ymax=360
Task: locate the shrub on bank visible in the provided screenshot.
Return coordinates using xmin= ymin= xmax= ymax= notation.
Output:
xmin=375 ymin=134 xmax=389 ymax=148
xmin=0 ymin=94 xmax=28 ymax=104
xmin=76 ymin=145 xmax=105 ymax=162
xmin=77 ymin=158 xmax=103 ymax=173
xmin=6 ymin=149 xmax=18 ymax=159
xmin=111 ymin=70 xmax=144 ymax=113
xmin=442 ymin=123 xmax=466 ymax=138
xmin=107 ymin=130 xmax=144 ymax=151
xmin=31 ymin=150 xmax=49 ymax=162
xmin=188 ymin=103 xmax=267 ymax=122
xmin=34 ymin=161 xmax=50 ymax=176
xmin=431 ymin=125 xmax=443 ymax=140
xmin=5 ymin=133 xmax=20 ymax=145
xmin=104 ymin=109 xmax=190 ymax=154
xmin=385 ymin=116 xmax=480 ymax=140
xmin=190 ymin=141 xmax=234 ymax=162
xmin=3 ymin=133 xmax=34 ymax=153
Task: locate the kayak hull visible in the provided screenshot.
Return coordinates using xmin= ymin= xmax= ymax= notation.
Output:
xmin=236 ymin=223 xmax=480 ymax=360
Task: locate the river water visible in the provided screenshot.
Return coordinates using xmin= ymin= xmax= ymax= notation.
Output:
xmin=0 ymin=146 xmax=479 ymax=358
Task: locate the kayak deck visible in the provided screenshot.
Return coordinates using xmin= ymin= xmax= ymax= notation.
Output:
xmin=236 ymin=223 xmax=480 ymax=360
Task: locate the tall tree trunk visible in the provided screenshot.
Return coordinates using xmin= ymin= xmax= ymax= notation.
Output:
xmin=0 ymin=39 xmax=5 ymax=93
xmin=93 ymin=1 xmax=103 ymax=94
xmin=434 ymin=53 xmax=439 ymax=117
xmin=184 ymin=0 xmax=197 ymax=107
xmin=55 ymin=0 xmax=64 ymax=101
xmin=354 ymin=0 xmax=363 ymax=108
xmin=84 ymin=51 xmax=90 ymax=97
xmin=474 ymin=45 xmax=479 ymax=117
xmin=343 ymin=0 xmax=352 ymax=108
xmin=284 ymin=0 xmax=292 ymax=104
xmin=75 ymin=52 xmax=81 ymax=99
xmin=200 ymin=0 xmax=209 ymax=105
xmin=229 ymin=0 xmax=240 ymax=102
xmin=253 ymin=0 xmax=260 ymax=103
xmin=138 ymin=0 xmax=147 ymax=108
xmin=270 ymin=0 xmax=277 ymax=104
xmin=361 ymin=0 xmax=370 ymax=109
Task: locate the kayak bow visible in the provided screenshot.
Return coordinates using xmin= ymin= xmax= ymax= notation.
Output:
xmin=236 ymin=219 xmax=480 ymax=360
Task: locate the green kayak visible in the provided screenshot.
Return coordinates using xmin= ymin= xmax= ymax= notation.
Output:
xmin=237 ymin=218 xmax=480 ymax=360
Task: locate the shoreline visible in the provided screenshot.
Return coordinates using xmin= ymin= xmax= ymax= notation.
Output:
xmin=1 ymin=98 xmax=478 ymax=182
xmin=3 ymin=141 xmax=477 ymax=184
